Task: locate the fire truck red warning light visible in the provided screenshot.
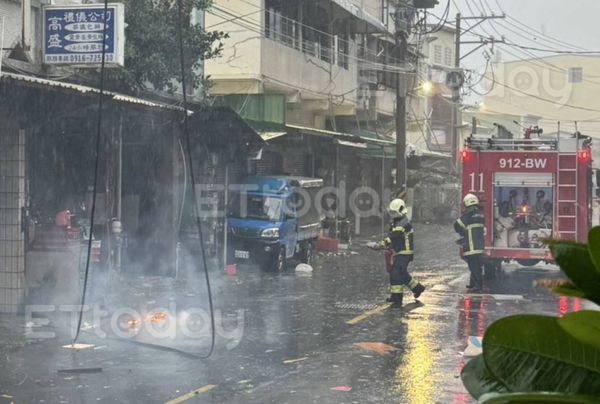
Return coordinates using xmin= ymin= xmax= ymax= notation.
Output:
xmin=460 ymin=149 xmax=471 ymax=162
xmin=578 ymin=149 xmax=591 ymax=163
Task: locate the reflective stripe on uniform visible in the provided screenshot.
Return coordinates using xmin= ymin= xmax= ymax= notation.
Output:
xmin=393 ymin=250 xmax=414 ymax=256
xmin=456 ymin=218 xmax=466 ymax=229
xmin=408 ymin=279 xmax=419 ymax=289
xmin=390 ymin=285 xmax=405 ymax=294
xmin=466 ymin=223 xmax=484 ymax=252
xmin=464 ymin=249 xmax=484 ymax=256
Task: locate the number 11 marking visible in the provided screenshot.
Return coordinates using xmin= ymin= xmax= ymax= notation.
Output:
xmin=469 ymin=172 xmax=484 ymax=193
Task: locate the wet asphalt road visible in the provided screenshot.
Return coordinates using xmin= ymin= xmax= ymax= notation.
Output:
xmin=0 ymin=224 xmax=586 ymax=404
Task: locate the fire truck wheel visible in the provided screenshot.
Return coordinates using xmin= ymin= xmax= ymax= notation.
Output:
xmin=516 ymin=259 xmax=541 ymax=267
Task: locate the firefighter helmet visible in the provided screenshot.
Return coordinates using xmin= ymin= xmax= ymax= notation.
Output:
xmin=389 ymin=198 xmax=408 ymax=216
xmin=463 ymin=193 xmax=479 ymax=207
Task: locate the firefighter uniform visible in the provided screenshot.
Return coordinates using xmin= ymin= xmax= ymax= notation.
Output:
xmin=454 ymin=198 xmax=485 ymax=291
xmin=378 ymin=213 xmax=425 ymax=306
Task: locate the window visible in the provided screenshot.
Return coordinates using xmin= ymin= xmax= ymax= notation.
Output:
xmin=444 ymin=47 xmax=453 ymax=66
xmin=433 ymin=45 xmax=442 ymax=64
xmin=568 ymin=67 xmax=583 ymax=83
xmin=381 ymin=0 xmax=389 ymax=27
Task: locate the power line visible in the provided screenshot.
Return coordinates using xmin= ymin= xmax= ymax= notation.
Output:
xmin=443 ymin=4 xmax=600 ymax=87
xmin=205 ymin=8 xmax=262 ymax=29
xmin=207 ymin=5 xmax=414 ymax=74
xmin=503 ymin=42 xmax=600 ymax=55
xmin=492 ymin=0 xmax=587 ymax=51
xmin=482 ymin=72 xmax=600 ymax=113
xmin=212 ymin=2 xmax=405 ymax=68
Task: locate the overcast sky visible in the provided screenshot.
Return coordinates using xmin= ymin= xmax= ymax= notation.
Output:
xmin=431 ymin=0 xmax=600 ymax=69
xmin=427 ymin=0 xmax=600 ymax=105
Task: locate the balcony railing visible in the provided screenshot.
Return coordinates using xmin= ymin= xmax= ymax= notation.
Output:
xmin=264 ymin=9 xmax=349 ymax=69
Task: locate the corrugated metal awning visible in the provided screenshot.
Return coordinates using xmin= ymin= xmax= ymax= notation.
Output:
xmin=1 ymin=72 xmax=186 ymax=112
xmin=336 ymin=139 xmax=368 ymax=149
xmin=286 ymin=124 xmax=367 ymax=148
xmin=259 ymin=131 xmax=287 ymax=142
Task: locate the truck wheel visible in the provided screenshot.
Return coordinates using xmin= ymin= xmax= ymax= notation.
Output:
xmin=273 ymin=247 xmax=286 ymax=273
xmin=516 ymin=259 xmax=540 ymax=267
xmin=300 ymin=242 xmax=314 ymax=265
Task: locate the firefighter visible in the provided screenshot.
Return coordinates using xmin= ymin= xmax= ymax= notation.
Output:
xmin=454 ymin=194 xmax=486 ymax=292
xmin=376 ymin=199 xmax=425 ymax=307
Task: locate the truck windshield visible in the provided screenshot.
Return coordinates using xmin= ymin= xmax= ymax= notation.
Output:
xmin=493 ymin=185 xmax=554 ymax=249
xmin=228 ymin=193 xmax=283 ymax=222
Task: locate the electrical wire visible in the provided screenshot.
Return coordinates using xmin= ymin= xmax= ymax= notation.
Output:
xmin=421 ymin=0 xmax=450 ymax=35
xmin=176 ymin=0 xmax=216 ymax=359
xmin=470 ymin=62 xmax=495 ymax=96
xmin=492 ymin=0 xmax=587 ymax=51
xmin=207 ymin=4 xmax=412 ymax=73
xmin=205 ymin=8 xmax=262 ymax=29
xmin=72 ymin=0 xmax=110 ymax=343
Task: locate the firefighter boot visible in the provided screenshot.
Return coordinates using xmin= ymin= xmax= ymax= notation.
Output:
xmin=412 ymin=283 xmax=426 ymax=299
xmin=386 ymin=293 xmax=403 ymax=308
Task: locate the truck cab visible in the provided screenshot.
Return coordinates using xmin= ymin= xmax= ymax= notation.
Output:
xmin=227 ymin=176 xmax=323 ymax=271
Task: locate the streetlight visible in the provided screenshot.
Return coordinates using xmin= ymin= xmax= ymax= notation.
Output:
xmin=421 ymin=80 xmax=434 ymax=95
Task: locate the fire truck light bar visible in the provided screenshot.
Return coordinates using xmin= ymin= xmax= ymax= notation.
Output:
xmin=460 ymin=149 xmax=471 ymax=161
xmin=578 ymin=149 xmax=591 ymax=163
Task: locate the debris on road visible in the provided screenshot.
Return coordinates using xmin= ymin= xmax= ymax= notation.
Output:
xmin=462 ymin=336 xmax=483 ymax=357
xmin=330 ymin=386 xmax=352 ymax=392
xmin=295 ymin=264 xmax=313 ymax=273
xmin=353 ymin=342 xmax=397 ymax=356
xmin=165 ymin=384 xmax=216 ymax=404
xmin=282 ymin=357 xmax=308 ymax=364
xmin=62 ymin=343 xmax=95 ymax=350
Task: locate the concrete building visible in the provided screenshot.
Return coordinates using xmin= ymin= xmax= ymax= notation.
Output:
xmin=0 ymin=0 xmax=261 ymax=313
xmin=484 ymin=55 xmax=600 ymax=163
xmin=205 ymin=0 xmax=399 ymax=131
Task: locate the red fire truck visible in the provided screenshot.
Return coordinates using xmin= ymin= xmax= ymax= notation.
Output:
xmin=460 ymin=131 xmax=593 ymax=272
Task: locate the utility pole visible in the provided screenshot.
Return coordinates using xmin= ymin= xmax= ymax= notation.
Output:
xmin=452 ymin=13 xmax=505 ymax=165
xmin=451 ymin=13 xmax=461 ymax=168
xmin=393 ymin=0 xmax=438 ymax=192
xmin=395 ymin=28 xmax=408 ymax=192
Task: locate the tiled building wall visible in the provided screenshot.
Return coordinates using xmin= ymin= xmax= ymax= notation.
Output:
xmin=0 ymin=122 xmax=25 ymax=313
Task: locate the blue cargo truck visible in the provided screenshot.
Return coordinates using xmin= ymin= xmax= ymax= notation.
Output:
xmin=227 ymin=176 xmax=323 ymax=271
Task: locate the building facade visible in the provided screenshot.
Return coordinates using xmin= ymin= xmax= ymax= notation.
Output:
xmin=484 ymin=55 xmax=600 ymax=164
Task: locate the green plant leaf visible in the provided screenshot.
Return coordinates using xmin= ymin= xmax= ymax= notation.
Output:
xmin=588 ymin=227 xmax=600 ymax=273
xmin=479 ymin=392 xmax=600 ymax=403
xmin=552 ymin=286 xmax=586 ymax=299
xmin=549 ymin=241 xmax=600 ymax=305
xmin=483 ymin=315 xmax=600 ymax=395
xmin=558 ymin=310 xmax=600 ymax=348
xmin=461 ymin=355 xmax=509 ymax=399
